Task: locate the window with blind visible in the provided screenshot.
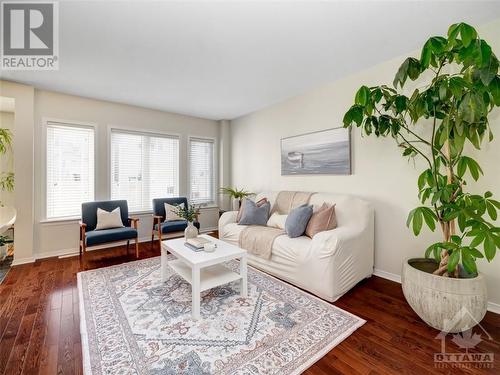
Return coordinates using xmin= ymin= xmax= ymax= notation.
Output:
xmin=189 ymin=137 xmax=215 ymax=205
xmin=46 ymin=122 xmax=95 ymax=219
xmin=110 ymin=130 xmax=179 ymax=212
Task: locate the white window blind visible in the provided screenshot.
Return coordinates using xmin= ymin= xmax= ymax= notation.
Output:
xmin=111 ymin=130 xmax=179 ymax=212
xmin=46 ymin=122 xmax=95 ymax=219
xmin=189 ymin=138 xmax=215 ymax=205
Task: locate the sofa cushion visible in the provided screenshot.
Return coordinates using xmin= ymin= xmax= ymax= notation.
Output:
xmin=285 ymin=204 xmax=313 ymax=238
xmin=164 ymin=202 xmax=185 ymax=221
xmin=95 ymin=207 xmax=124 ymax=230
xmin=267 ymin=212 xmax=288 ymax=229
xmin=305 ymin=203 xmax=337 ymax=238
xmin=86 ymin=227 xmax=137 ymax=246
xmin=237 ymin=197 xmax=268 ymax=223
xmin=239 ymin=199 xmax=270 ymax=226
xmin=155 ymin=220 xmax=201 ymax=233
xmin=152 ymin=197 xmax=189 ymax=221
xmin=82 ymin=200 xmax=129 ymax=231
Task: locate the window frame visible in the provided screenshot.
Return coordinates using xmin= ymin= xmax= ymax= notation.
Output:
xmin=188 ymin=135 xmax=217 ymax=207
xmin=107 ymin=125 xmax=181 ymax=214
xmin=42 ymin=117 xmax=97 ymax=222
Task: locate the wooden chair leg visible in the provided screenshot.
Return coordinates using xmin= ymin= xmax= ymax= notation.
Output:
xmin=135 ymin=237 xmax=139 ymax=258
xmin=126 ymin=240 xmax=130 ymax=255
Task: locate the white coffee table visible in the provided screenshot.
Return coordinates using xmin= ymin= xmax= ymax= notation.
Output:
xmin=161 ymin=234 xmax=248 ymax=320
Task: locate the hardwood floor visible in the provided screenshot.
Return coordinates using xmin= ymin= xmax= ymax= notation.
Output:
xmin=0 ymin=237 xmax=499 ymax=375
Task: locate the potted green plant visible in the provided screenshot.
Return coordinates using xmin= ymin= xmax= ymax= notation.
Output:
xmin=0 ymin=235 xmax=13 ymax=260
xmin=171 ymin=204 xmax=201 ymax=240
xmin=0 ymin=128 xmax=14 ymax=207
xmin=219 ymin=187 xmax=255 ymax=210
xmin=343 ymin=23 xmax=500 ymax=332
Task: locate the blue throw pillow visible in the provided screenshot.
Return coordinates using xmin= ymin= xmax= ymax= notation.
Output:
xmin=239 ymin=199 xmax=271 ymax=226
xmin=285 ymin=204 xmax=313 ymax=238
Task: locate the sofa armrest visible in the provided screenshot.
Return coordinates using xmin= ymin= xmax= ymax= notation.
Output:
xmin=306 ymin=219 xmax=374 ymax=301
xmin=219 ymin=211 xmax=238 ymax=228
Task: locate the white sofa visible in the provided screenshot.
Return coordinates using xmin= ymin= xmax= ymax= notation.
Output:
xmin=219 ymin=191 xmax=374 ymax=302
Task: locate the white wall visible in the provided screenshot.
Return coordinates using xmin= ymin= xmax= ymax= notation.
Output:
xmin=230 ymin=19 xmax=500 ymax=308
xmin=0 ymin=81 xmax=35 ymax=264
xmin=0 ymin=111 xmax=15 ymax=207
xmin=33 ymin=89 xmax=220 ymax=258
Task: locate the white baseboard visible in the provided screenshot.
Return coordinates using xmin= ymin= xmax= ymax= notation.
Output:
xmin=11 ymin=256 xmax=36 ymax=266
xmin=487 ymin=302 xmax=500 ymax=314
xmin=373 ymin=268 xmax=401 ymax=283
xmin=372 ymin=268 xmax=499 ymax=315
xmin=35 ymin=229 xmax=216 ymax=261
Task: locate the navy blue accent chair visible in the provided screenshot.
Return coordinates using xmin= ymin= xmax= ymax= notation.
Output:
xmin=151 ymin=197 xmax=200 ymax=244
xmin=80 ymin=200 xmax=140 ymax=258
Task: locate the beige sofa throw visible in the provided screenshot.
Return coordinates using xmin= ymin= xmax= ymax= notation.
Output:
xmin=239 ymin=191 xmax=314 ymax=259
xmin=239 ymin=226 xmax=285 ymax=260
xmin=271 ymin=191 xmax=314 ymax=215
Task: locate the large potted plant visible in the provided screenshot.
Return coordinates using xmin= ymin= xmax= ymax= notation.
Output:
xmin=343 ymin=23 xmax=500 ymax=332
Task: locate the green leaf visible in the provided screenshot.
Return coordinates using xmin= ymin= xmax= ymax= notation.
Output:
xmin=421 ymin=208 xmax=437 ymax=231
xmin=355 ymin=86 xmax=370 ymax=106
xmin=420 ymin=41 xmax=432 ymax=68
xmin=469 ymin=232 xmax=485 ymax=248
xmin=458 ymin=156 xmax=483 ymax=180
xmin=490 ymin=76 xmax=500 ymax=106
xmin=447 ymin=23 xmax=460 ymax=43
xmin=486 ymin=201 xmax=497 ymax=220
xmin=468 ymin=247 xmax=484 ymax=258
xmin=460 ymin=23 xmax=477 ymax=48
xmin=479 ymin=40 xmax=492 ymax=68
xmin=479 ymin=56 xmax=499 ymax=86
xmin=412 ymin=209 xmax=423 ymax=236
xmin=343 ymin=105 xmax=364 ymax=127
xmin=457 ymin=157 xmax=467 ymax=177
xmin=461 ymin=248 xmax=477 ymax=274
xmin=484 ymin=234 xmax=496 ymax=261
xmin=449 ymin=77 xmax=467 ymax=97
xmin=429 ymin=36 xmax=447 ymax=54
xmin=395 ymin=95 xmax=407 ymax=114
xmin=448 ymin=250 xmax=460 ymax=273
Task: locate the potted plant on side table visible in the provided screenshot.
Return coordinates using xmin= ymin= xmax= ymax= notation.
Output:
xmin=172 ymin=204 xmax=201 ymax=240
xmin=220 ymin=187 xmax=255 ymax=211
xmin=343 ymin=23 xmax=500 ymax=332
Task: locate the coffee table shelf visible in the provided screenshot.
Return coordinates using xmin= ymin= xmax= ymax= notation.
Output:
xmin=161 ymin=235 xmax=248 ymax=320
xmin=168 ymin=259 xmax=242 ymax=292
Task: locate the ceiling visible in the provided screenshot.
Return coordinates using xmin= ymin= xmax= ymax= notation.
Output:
xmin=2 ymin=1 xmax=500 ymax=120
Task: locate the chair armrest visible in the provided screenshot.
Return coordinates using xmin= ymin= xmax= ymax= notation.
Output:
xmin=152 ymin=215 xmax=163 ymax=224
xmin=128 ymin=217 xmax=139 ymax=229
xmin=79 ymin=221 xmax=87 ymax=240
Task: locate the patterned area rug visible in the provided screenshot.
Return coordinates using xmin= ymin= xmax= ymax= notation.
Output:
xmin=78 ymin=256 xmax=365 ymax=375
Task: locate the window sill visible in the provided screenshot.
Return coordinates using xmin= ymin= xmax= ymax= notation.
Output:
xmin=40 ymin=217 xmax=81 ymax=225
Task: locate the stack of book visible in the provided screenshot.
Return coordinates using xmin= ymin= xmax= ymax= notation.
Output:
xmin=184 ymin=237 xmax=212 ymax=252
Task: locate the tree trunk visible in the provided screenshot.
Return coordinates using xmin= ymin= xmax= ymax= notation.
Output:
xmin=433 ymin=141 xmax=459 ymax=278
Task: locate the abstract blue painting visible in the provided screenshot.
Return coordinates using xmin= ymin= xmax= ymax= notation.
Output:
xmin=281 ymin=127 xmax=351 ymax=175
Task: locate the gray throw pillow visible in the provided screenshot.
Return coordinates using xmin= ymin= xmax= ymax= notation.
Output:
xmin=285 ymin=204 xmax=313 ymax=238
xmin=238 ymin=199 xmax=271 ymax=226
